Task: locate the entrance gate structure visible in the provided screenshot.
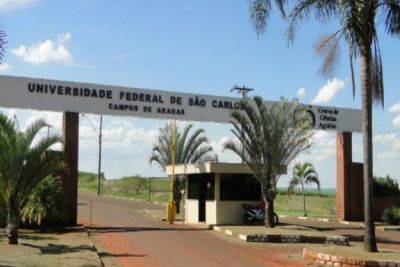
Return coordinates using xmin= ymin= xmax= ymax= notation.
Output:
xmin=0 ymin=75 xmax=362 ymax=224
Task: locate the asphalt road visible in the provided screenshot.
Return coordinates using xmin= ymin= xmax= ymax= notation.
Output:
xmin=78 ymin=191 xmax=307 ymax=267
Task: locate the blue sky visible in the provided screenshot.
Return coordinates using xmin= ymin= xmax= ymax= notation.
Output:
xmin=0 ymin=0 xmax=399 ymax=188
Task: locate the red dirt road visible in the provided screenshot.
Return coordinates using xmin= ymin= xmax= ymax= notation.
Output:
xmin=78 ymin=192 xmax=307 ymax=267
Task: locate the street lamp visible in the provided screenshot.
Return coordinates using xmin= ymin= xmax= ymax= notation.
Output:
xmin=231 ymin=85 xmax=254 ymax=163
xmin=231 ymin=84 xmax=254 ymax=98
xmin=81 ymin=114 xmax=103 ymax=196
xmin=46 ymin=124 xmax=54 ymax=138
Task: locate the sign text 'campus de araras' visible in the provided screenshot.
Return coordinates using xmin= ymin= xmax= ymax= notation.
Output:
xmin=0 ymin=75 xmax=362 ymax=132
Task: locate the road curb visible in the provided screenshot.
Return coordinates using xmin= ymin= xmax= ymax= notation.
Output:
xmin=102 ymin=194 xmax=168 ymax=206
xmin=82 ymin=226 xmax=106 ymax=267
xmin=303 ymin=248 xmax=400 ymax=267
xmin=212 ymin=226 xmax=349 ymax=245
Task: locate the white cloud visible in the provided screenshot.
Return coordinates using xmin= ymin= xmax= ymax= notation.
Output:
xmin=374 ymin=133 xmax=396 ymax=144
xmin=12 ymin=33 xmax=72 ymax=65
xmin=311 ymin=78 xmax=345 ymax=104
xmin=80 ymin=117 xmax=158 ymax=155
xmin=209 ymin=136 xmax=240 ymax=163
xmin=377 ymin=141 xmax=400 ymax=161
xmin=0 ymin=63 xmax=11 ymax=71
xmin=393 ymin=115 xmax=400 ymax=128
xmin=389 ymin=103 xmax=400 ymax=113
xmin=297 ymin=87 xmax=306 ymax=98
xmin=0 ymin=0 xmax=37 ymax=11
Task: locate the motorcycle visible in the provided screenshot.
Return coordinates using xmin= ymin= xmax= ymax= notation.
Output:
xmin=242 ymin=202 xmax=279 ymax=225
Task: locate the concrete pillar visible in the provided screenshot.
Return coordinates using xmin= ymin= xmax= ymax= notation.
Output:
xmin=61 ymin=112 xmax=79 ymax=225
xmin=336 ymin=132 xmax=352 ymax=220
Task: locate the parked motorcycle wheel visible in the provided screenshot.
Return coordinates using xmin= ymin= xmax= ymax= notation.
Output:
xmin=243 ymin=214 xmax=253 ymax=225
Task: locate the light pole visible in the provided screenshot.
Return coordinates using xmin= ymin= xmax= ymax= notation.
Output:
xmin=81 ymin=114 xmax=103 ymax=196
xmin=231 ymin=85 xmax=254 ymax=163
xmin=231 ymin=84 xmax=254 ymax=99
xmin=46 ymin=124 xmax=54 ymax=138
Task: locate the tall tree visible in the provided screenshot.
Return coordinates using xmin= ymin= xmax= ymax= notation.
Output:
xmin=288 ymin=162 xmax=320 ymax=217
xmin=223 ymin=96 xmax=312 ymax=227
xmin=248 ymin=0 xmax=287 ymax=35
xmin=0 ymin=114 xmax=65 ymax=244
xmin=286 ymin=0 xmax=399 ymax=253
xmin=250 ymin=0 xmax=400 ymax=253
xmin=150 ymin=122 xmax=215 ymax=212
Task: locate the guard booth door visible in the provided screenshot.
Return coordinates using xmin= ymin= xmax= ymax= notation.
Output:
xmin=188 ymin=173 xmax=215 ymax=223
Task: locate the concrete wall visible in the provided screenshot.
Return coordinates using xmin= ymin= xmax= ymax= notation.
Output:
xmin=335 ymin=139 xmax=400 ymax=221
xmin=186 ymin=199 xmax=199 ymax=224
xmin=206 ymin=201 xmax=217 ymax=225
xmin=217 ymin=201 xmax=260 ymax=225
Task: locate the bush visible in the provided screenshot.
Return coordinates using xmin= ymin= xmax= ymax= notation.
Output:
xmin=373 ymin=175 xmax=399 ymax=197
xmin=21 ymin=176 xmax=69 ymax=226
xmin=79 ymin=171 xmax=97 ymax=184
xmin=382 ymin=205 xmax=400 ymax=225
xmin=0 ymin=197 xmax=6 ymax=227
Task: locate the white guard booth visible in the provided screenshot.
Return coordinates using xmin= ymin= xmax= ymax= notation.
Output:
xmin=166 ymin=162 xmax=263 ymax=225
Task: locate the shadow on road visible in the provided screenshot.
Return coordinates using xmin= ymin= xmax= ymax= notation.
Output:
xmin=19 ymin=234 xmax=57 ymax=241
xmin=342 ymin=234 xmax=400 ymax=244
xmin=86 ymin=226 xmax=210 ymax=234
xmin=98 ymin=251 xmax=147 ymax=258
xmin=22 ymin=243 xmax=96 ymax=255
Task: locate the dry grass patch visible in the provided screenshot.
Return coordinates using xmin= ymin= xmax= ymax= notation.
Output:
xmin=0 ymin=228 xmax=101 ymax=267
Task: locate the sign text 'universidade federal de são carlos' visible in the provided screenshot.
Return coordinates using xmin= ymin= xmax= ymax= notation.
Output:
xmin=0 ymin=75 xmax=362 ymax=133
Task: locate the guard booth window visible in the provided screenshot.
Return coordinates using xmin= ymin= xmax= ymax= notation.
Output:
xmin=187 ymin=174 xmax=215 ymax=200
xmin=220 ymin=174 xmax=261 ymax=201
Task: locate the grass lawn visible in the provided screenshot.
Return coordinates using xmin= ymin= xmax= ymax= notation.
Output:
xmin=79 ymin=171 xmax=337 ymax=219
xmin=275 ymin=192 xmax=336 ymax=218
xmin=79 ymin=171 xmax=170 ymax=203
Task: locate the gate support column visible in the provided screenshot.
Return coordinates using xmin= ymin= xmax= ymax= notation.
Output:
xmin=336 ymin=132 xmax=352 ymax=220
xmin=61 ymin=112 xmax=79 ymax=225
xmin=336 ymin=132 xmax=364 ymax=221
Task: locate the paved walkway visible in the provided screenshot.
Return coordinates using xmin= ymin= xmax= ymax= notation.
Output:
xmin=143 ymin=204 xmax=400 ymax=250
xmin=280 ymin=217 xmax=400 ymax=250
xmin=79 ymin=192 xmax=308 ymax=267
xmin=80 ymin=192 xmax=400 ymax=266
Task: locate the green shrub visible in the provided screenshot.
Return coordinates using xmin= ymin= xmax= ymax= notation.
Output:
xmin=382 ymin=205 xmax=400 ymax=225
xmin=373 ymin=175 xmax=399 ymax=197
xmin=0 ymin=184 xmax=6 ymax=226
xmin=79 ymin=171 xmax=97 ymax=183
xmin=21 ymin=176 xmax=69 ymax=226
xmin=0 ymin=197 xmax=6 ymax=227
xmin=104 ymin=175 xmax=149 ymax=195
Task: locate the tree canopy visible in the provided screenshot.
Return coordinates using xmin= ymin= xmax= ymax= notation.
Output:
xmin=0 ymin=114 xmax=65 ymax=244
xmin=224 ymin=96 xmax=313 ymax=227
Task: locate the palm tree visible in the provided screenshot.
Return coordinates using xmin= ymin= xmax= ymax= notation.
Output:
xmin=288 ymin=162 xmax=320 ymax=217
xmin=150 ymin=122 xmax=215 ymax=212
xmin=223 ymin=96 xmax=312 ymax=227
xmin=248 ymin=0 xmax=287 ymax=35
xmin=283 ymin=0 xmax=400 ymax=253
xmin=21 ymin=176 xmax=66 ymax=227
xmin=0 ymin=114 xmax=65 ymax=244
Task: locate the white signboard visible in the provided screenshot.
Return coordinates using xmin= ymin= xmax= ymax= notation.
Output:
xmin=0 ymin=75 xmax=362 ymax=132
